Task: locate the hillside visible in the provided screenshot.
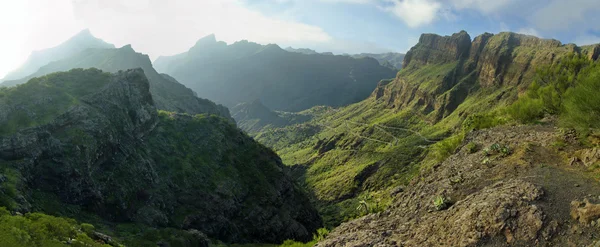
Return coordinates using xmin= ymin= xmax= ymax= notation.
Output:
xmin=0 ymin=68 xmax=321 ymax=246
xmin=153 ymin=35 xmax=397 ymax=112
xmin=3 ymin=44 xmax=231 ymax=119
xmin=318 ymin=125 xmax=600 ymax=246
xmin=0 ymin=29 xmax=114 ymax=83
xmin=252 ymin=31 xmax=600 ymax=228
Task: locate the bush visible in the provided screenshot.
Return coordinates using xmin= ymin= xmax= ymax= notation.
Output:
xmin=466 ymin=142 xmax=478 ymax=153
xmin=506 ymin=96 xmax=545 ymax=124
xmin=433 ymin=196 xmax=449 ymax=211
xmin=0 ymin=210 xmax=114 ymax=247
xmin=431 ymin=133 xmax=465 ymax=163
xmin=561 ymin=65 xmax=600 ymax=131
xmin=278 ymin=228 xmax=329 ymax=247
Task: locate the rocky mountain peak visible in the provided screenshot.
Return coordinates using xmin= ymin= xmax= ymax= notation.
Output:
xmin=403 ymin=31 xmax=472 ymax=68
xmin=191 ymin=34 xmax=218 ymax=49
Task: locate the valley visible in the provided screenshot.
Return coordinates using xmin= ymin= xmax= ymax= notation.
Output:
xmin=1 ymin=17 xmax=600 ymax=247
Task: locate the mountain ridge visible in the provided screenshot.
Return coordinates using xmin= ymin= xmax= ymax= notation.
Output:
xmin=153 ymin=34 xmax=398 ymax=112
xmin=0 ymin=29 xmax=115 ymax=83
xmin=0 ymin=68 xmax=322 ymax=245
xmin=3 ymin=44 xmax=232 ymax=120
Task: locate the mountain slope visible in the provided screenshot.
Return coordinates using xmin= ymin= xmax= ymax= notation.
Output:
xmin=3 ymin=45 xmax=231 ymax=119
xmin=0 ymin=68 xmax=321 ymax=245
xmin=154 ymin=35 xmax=397 ymax=111
xmin=0 ymin=29 xmax=114 ymax=83
xmin=252 ymin=31 xmax=600 ymax=227
xmin=318 ymin=125 xmax=600 ymax=246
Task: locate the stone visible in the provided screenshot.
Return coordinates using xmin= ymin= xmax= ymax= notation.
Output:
xmin=571 ymin=199 xmax=600 ymax=224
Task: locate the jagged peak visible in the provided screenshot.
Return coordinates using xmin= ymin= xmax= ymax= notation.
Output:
xmin=119 ymin=44 xmax=134 ymax=51
xmin=257 ymin=44 xmax=284 ymax=54
xmin=193 ymin=34 xmax=217 ymax=47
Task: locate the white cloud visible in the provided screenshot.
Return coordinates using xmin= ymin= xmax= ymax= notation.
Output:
xmin=517 ymin=27 xmax=541 ymax=37
xmin=449 ymin=0 xmax=514 ymax=13
xmin=72 ymin=0 xmax=332 ymax=57
xmin=0 ymin=0 xmax=333 ymax=78
xmin=383 ymin=0 xmax=442 ymax=28
xmin=318 ymin=0 xmax=375 ymax=3
xmin=0 ymin=0 xmax=83 ymax=79
xmin=531 ymin=0 xmax=600 ymax=31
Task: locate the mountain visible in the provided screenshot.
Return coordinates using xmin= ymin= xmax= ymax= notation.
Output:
xmin=285 ymin=47 xmax=320 ymax=55
xmin=3 ymin=44 xmax=231 ymax=120
xmin=351 ymin=52 xmax=405 ymax=70
xmin=153 ymin=35 xmax=397 ymax=112
xmin=284 ymin=48 xmax=405 ymax=70
xmin=251 ymin=31 xmax=600 ymax=231
xmin=0 ymin=29 xmax=114 ymax=83
xmin=231 ymin=100 xmax=324 ymax=135
xmin=231 ymin=100 xmax=291 ymax=134
xmin=0 ymin=68 xmax=321 ymax=245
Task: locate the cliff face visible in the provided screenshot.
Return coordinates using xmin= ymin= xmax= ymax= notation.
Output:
xmin=402 ymin=31 xmax=472 ymax=67
xmin=374 ymin=31 xmax=598 ymax=121
xmin=0 ymin=69 xmax=321 ymax=244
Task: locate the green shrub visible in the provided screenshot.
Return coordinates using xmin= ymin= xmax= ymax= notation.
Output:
xmin=433 ymin=196 xmax=449 ymax=211
xmin=506 ymin=96 xmax=545 ymax=124
xmin=466 ymin=142 xmax=478 ymax=153
xmin=0 ymin=210 xmax=115 ymax=247
xmin=561 ymin=64 xmax=600 ymax=131
xmin=462 ymin=112 xmax=506 ymax=132
xmin=431 ymin=133 xmax=465 ymax=163
xmin=278 ymin=228 xmax=329 ymax=247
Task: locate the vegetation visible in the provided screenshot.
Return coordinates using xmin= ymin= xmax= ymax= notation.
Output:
xmin=506 ymin=54 xmax=595 ymax=125
xmin=0 ymin=68 xmax=111 ymax=136
xmin=0 ymin=207 xmax=119 ymax=247
xmin=433 ymin=196 xmax=449 ymax=211
xmin=278 ymin=228 xmax=329 ymax=247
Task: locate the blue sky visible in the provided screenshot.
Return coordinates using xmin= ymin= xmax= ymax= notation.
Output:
xmin=1 ymin=0 xmax=600 ymax=79
xmin=242 ymin=0 xmax=600 ymax=53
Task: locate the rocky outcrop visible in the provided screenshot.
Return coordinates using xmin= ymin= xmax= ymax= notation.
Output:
xmin=403 ymin=31 xmax=472 ymax=68
xmin=571 ymin=199 xmax=600 ymax=224
xmin=0 ymin=69 xmax=321 ymax=244
xmin=373 ymin=31 xmax=595 ymax=122
xmin=318 ymin=125 xmax=600 ymax=246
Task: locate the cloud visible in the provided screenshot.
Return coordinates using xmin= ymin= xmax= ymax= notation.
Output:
xmin=0 ymin=0 xmax=83 ymax=78
xmin=531 ymin=0 xmax=600 ymax=32
xmin=517 ymin=27 xmax=541 ymax=37
xmin=318 ymin=0 xmax=375 ymax=3
xmin=71 ymin=0 xmax=332 ymax=58
xmin=449 ymin=0 xmax=514 ymax=13
xmin=383 ymin=0 xmax=441 ymax=28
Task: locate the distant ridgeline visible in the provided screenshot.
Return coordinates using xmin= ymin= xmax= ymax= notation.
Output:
xmin=1 ymin=32 xmax=231 ymax=120
xmin=0 ymin=29 xmax=114 ymax=83
xmin=154 ymin=34 xmax=398 ymax=112
xmin=0 ymin=68 xmax=322 ymax=246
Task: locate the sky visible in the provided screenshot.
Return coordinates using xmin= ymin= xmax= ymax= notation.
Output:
xmin=1 ymin=0 xmax=600 ymax=79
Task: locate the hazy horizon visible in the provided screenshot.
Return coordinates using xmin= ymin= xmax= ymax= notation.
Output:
xmin=1 ymin=0 xmax=600 ymax=79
